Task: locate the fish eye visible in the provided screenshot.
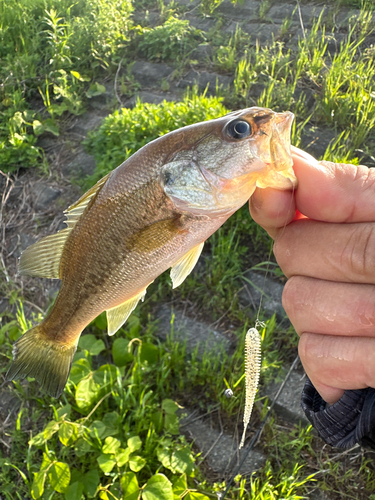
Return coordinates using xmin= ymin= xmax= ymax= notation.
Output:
xmin=226 ymin=120 xmax=252 ymax=140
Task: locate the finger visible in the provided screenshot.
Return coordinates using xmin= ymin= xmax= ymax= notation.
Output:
xmin=299 ymin=332 xmax=375 ymax=404
xmin=249 ymin=187 xmax=296 ymax=239
xmin=274 ymin=219 xmax=375 ymax=283
xmin=283 ymin=276 xmax=375 ymax=337
xmin=291 ymin=147 xmax=375 ymax=223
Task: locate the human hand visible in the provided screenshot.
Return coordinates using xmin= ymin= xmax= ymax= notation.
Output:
xmin=250 ymin=146 xmax=375 ymax=405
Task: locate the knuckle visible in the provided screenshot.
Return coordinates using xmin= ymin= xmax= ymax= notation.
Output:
xmin=282 ymin=276 xmax=300 ymax=316
xmin=339 ymin=224 xmax=375 ymax=279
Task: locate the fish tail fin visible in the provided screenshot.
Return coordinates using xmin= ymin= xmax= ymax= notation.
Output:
xmin=6 ymin=324 xmax=77 ymax=399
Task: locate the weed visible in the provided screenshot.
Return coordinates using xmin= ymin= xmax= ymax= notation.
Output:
xmin=0 ymin=0 xmax=133 ymax=173
xmin=137 ymin=16 xmax=202 ymax=62
xmin=259 ymin=0 xmax=271 ymax=20
xmin=199 ymin=0 xmax=225 ymax=16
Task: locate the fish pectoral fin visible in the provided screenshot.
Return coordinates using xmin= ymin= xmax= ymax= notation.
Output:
xmin=19 ymin=173 xmax=110 ymax=279
xmin=170 ymin=242 xmax=204 ymax=289
xmin=106 ymin=287 xmax=148 ymax=336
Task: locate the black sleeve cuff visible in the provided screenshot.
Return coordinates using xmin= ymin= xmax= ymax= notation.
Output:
xmin=301 ymin=378 xmax=375 ymax=450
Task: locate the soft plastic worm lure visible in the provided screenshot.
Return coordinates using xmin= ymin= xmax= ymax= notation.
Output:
xmin=239 ymin=327 xmax=262 ymax=449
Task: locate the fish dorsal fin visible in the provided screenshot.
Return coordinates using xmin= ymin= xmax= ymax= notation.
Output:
xmin=19 ymin=173 xmax=110 ymax=279
xmin=19 ymin=228 xmax=71 ymax=278
xmin=170 ymin=242 xmax=204 ymax=289
xmin=64 ymin=173 xmax=110 ymax=228
xmin=106 ymin=287 xmax=148 ymax=336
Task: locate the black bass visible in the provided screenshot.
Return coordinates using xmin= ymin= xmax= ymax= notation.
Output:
xmin=6 ymin=107 xmax=297 ymax=397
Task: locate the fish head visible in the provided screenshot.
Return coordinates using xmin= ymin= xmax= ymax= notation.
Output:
xmin=161 ymin=107 xmax=297 ymax=217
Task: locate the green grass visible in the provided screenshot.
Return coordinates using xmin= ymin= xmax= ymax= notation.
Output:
xmin=0 ymin=0 xmax=133 ymax=173
xmin=227 ymin=10 xmax=375 ymax=162
xmin=136 ymin=16 xmax=203 ymax=62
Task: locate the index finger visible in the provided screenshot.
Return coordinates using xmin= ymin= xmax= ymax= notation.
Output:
xmin=292 ymin=147 xmax=375 ymax=223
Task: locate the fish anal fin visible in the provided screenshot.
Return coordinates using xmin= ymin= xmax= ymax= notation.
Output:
xmin=170 ymin=242 xmax=204 ymax=289
xmin=106 ymin=287 xmax=148 ymax=336
xmin=19 ymin=173 xmax=110 ymax=279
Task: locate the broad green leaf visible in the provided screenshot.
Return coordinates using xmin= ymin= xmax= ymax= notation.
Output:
xmin=44 ymin=420 xmax=60 ymax=440
xmin=75 ymin=376 xmax=99 ymax=410
xmin=65 ymin=481 xmax=84 ymax=500
xmin=140 ymin=342 xmax=159 ymax=364
xmin=101 ymin=412 xmax=120 ymax=437
xmin=40 ymin=453 xmax=52 ymax=472
xmin=128 ymin=314 xmax=141 ymax=336
xmin=112 ymin=337 xmax=133 ymax=366
xmin=11 ymin=111 xmax=24 ymax=128
xmin=164 ymin=413 xmax=179 ymax=435
xmin=43 ymin=118 xmax=60 ymax=136
xmin=156 ymin=447 xmax=171 ymax=470
xmin=82 ymin=469 xmax=100 ymax=497
xmin=79 ymin=334 xmax=105 ymax=355
xmin=59 ymin=422 xmax=78 ymax=446
xmin=86 ymin=82 xmax=106 ymax=98
xmin=162 ymin=399 xmax=179 ymax=414
xmin=128 ymin=436 xmax=142 ymax=453
xmin=97 ymin=454 xmax=116 ymax=474
xmin=0 ymin=320 xmax=17 ymax=345
xmin=31 ymin=471 xmax=46 ymax=499
xmin=121 ymin=472 xmax=139 ymax=500
xmin=70 ymin=70 xmax=90 ymax=82
xmin=171 ymin=450 xmax=194 ymax=475
xmin=93 ymin=312 xmax=107 ymax=330
xmin=74 ymin=438 xmax=93 ymax=457
xmin=32 ymin=120 xmax=44 ymax=135
xmin=89 ymin=420 xmax=107 ymax=439
xmin=69 ymin=358 xmax=92 ymax=385
xmin=185 ymin=493 xmax=211 ymax=500
xmin=102 ymin=436 xmax=121 ymax=454
xmin=57 ymin=404 xmax=72 ymax=419
xmin=129 ymin=455 xmax=146 ymax=472
xmin=142 ymin=474 xmax=173 ymax=500
xmin=48 ymin=462 xmax=71 ymax=493
xmin=172 ymin=474 xmax=187 ymax=496
xmin=29 ymin=421 xmax=59 ymax=447
xmin=116 ymin=447 xmax=131 ymax=467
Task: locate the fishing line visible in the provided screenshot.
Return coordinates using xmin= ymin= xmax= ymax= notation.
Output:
xmin=221 ymin=180 xmax=297 ymax=498
xmin=219 ymin=355 xmax=300 ymax=499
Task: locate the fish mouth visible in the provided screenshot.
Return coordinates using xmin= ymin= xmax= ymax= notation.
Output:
xmin=256 ymin=111 xmax=298 ymax=190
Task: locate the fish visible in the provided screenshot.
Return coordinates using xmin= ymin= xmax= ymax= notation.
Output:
xmin=6 ymin=106 xmax=297 ymax=398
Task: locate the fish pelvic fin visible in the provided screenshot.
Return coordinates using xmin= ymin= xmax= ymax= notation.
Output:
xmin=106 ymin=287 xmax=149 ymax=336
xmin=6 ymin=324 xmax=77 ymax=398
xmin=19 ymin=173 xmax=110 ymax=279
xmin=170 ymin=242 xmax=204 ymax=289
